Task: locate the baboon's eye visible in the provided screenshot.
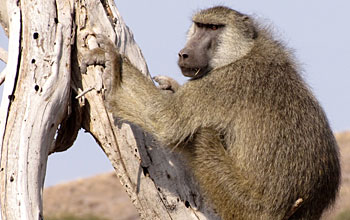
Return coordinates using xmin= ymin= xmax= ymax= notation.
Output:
xmin=208 ymin=24 xmax=224 ymax=30
xmin=195 ymin=23 xmax=223 ymax=30
xmin=211 ymin=25 xmax=218 ymax=30
xmin=196 ymin=23 xmax=204 ymax=28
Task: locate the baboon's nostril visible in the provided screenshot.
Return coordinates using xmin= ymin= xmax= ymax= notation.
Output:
xmin=179 ymin=52 xmax=189 ymax=59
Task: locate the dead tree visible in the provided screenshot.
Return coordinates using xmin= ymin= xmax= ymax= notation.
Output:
xmin=0 ymin=0 xmax=219 ymax=219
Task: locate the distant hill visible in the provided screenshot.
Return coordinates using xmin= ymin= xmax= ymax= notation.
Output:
xmin=44 ymin=172 xmax=139 ymax=220
xmin=323 ymin=131 xmax=350 ymax=220
xmin=44 ymin=131 xmax=350 ymax=220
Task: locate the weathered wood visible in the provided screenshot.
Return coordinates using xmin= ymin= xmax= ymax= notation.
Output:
xmin=0 ymin=0 xmax=9 ymax=37
xmin=0 ymin=0 xmax=219 ymax=219
xmin=0 ymin=47 xmax=8 ymax=85
xmin=0 ymin=0 xmax=73 ymax=219
xmin=0 ymin=47 xmax=7 ymax=64
xmin=73 ymin=1 xmax=219 ymax=219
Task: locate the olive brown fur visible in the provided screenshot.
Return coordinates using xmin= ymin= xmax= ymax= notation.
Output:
xmin=84 ymin=6 xmax=340 ymax=220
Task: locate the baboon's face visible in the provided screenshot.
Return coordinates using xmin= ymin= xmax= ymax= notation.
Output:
xmin=178 ymin=22 xmax=224 ymax=79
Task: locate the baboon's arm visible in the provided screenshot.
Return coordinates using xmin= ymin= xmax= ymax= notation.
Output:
xmin=105 ymin=58 xmax=198 ymax=146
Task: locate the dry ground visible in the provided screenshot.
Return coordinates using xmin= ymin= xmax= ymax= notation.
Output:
xmin=44 ymin=172 xmax=139 ymax=220
xmin=44 ymin=131 xmax=350 ymax=220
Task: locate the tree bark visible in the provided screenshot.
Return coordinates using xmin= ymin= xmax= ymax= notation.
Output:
xmin=0 ymin=0 xmax=72 ymax=219
xmin=0 ymin=0 xmax=219 ymax=219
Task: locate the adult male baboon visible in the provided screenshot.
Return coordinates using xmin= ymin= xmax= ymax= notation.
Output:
xmin=83 ymin=6 xmax=340 ymax=220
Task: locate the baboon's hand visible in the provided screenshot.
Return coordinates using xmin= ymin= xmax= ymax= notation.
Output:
xmin=80 ymin=34 xmax=122 ymax=96
xmin=153 ymin=75 xmax=180 ymax=93
xmin=80 ymin=46 xmax=106 ymax=74
xmin=95 ymin=35 xmax=122 ymax=94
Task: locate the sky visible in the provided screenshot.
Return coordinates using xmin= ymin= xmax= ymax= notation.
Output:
xmin=0 ymin=0 xmax=349 ymax=187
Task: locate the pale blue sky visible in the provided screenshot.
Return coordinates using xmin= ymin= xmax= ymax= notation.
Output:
xmin=0 ymin=0 xmax=349 ymax=186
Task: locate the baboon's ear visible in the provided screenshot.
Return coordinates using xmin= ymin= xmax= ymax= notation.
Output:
xmin=241 ymin=16 xmax=258 ymax=40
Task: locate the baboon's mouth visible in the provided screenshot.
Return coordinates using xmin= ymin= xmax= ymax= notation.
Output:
xmin=180 ymin=66 xmax=208 ymax=79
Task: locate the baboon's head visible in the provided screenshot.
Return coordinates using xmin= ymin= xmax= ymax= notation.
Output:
xmin=178 ymin=6 xmax=257 ymax=79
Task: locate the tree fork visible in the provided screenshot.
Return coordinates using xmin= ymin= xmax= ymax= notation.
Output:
xmin=0 ymin=1 xmax=218 ymax=219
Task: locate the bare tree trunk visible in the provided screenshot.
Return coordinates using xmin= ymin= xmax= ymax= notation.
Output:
xmin=0 ymin=1 xmax=219 ymax=220
xmin=0 ymin=0 xmax=72 ymax=219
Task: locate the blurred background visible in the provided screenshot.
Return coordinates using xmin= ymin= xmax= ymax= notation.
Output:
xmin=0 ymin=0 xmax=349 ymax=187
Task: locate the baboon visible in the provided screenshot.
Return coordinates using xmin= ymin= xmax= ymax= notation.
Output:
xmin=83 ymin=6 xmax=340 ymax=220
